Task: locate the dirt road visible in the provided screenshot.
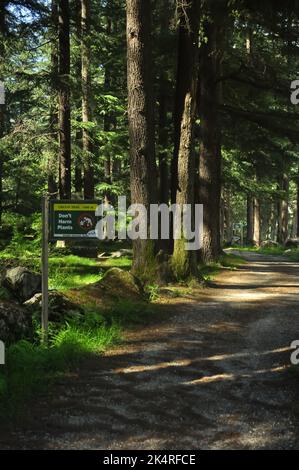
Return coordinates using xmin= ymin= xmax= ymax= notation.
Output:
xmin=1 ymin=251 xmax=299 ymax=449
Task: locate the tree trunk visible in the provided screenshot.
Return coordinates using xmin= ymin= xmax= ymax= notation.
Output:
xmin=0 ymin=3 xmax=6 ymax=224
xmin=48 ymin=0 xmax=58 ymax=197
xmin=277 ymin=173 xmax=289 ymax=244
xmin=103 ymin=16 xmax=112 ymax=204
xmin=253 ymin=197 xmax=261 ymax=246
xmin=246 ymin=195 xmax=254 ymax=244
xmin=158 ymin=78 xmax=169 ymax=205
xmin=127 ymin=0 xmax=158 ymax=280
xmin=172 ymin=0 xmax=199 ymax=279
xmin=58 ymin=0 xmax=71 ymax=199
xmin=170 ymin=0 xmax=190 ymax=205
xmin=158 ymin=1 xmax=171 ymax=206
xmin=198 ymin=2 xmax=224 ymax=263
xmin=223 ymin=189 xmax=233 ymax=245
xmin=269 ymin=203 xmax=276 ymax=240
xmin=297 ymin=168 xmax=299 ymax=238
xmin=81 ymin=0 xmax=94 ymax=199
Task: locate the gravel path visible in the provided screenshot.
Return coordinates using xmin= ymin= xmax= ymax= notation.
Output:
xmin=1 ymin=251 xmax=299 ymax=449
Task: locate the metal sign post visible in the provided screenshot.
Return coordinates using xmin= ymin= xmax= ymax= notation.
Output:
xmin=41 ymin=199 xmax=100 ymax=344
xmin=41 ymin=195 xmax=49 ymax=344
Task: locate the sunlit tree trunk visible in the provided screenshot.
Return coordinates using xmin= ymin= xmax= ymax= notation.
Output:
xmin=253 ymin=197 xmax=261 ymax=246
xmin=246 ymin=195 xmax=253 ymax=244
xmin=172 ymin=0 xmax=200 ymax=279
xmin=158 ymin=0 xmax=170 ymax=209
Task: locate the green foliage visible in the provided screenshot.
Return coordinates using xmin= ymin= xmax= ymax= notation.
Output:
xmin=199 ymin=253 xmax=246 ymax=282
xmin=232 ymin=245 xmax=299 ymax=262
xmin=145 ymin=284 xmax=161 ymax=301
xmin=0 ymin=295 xmax=155 ymax=419
xmin=0 ymin=320 xmax=119 ymax=419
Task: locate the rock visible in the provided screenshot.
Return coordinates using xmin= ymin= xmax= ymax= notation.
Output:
xmin=260 ymin=240 xmax=279 ymax=248
xmin=284 ymin=239 xmax=299 ymax=249
xmin=110 ymin=249 xmax=133 ymax=259
xmin=24 ymin=291 xmax=84 ymax=322
xmin=4 ymin=267 xmax=41 ymax=302
xmin=0 ymin=300 xmax=31 ymax=344
xmin=95 ymin=268 xmax=143 ymax=299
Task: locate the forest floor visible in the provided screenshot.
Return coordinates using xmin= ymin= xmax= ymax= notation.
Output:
xmin=1 ymin=250 xmax=299 ymax=450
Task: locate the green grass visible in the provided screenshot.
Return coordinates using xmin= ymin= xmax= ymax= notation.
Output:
xmin=0 ymin=244 xmax=133 ymax=291
xmin=199 ymin=253 xmax=246 ymax=282
xmin=0 ymin=299 xmax=153 ymax=420
xmin=230 ymin=245 xmax=299 ymax=261
xmin=231 ymin=245 xmax=285 ymax=255
xmin=0 ymin=251 xmax=103 ymax=291
xmin=48 ymin=255 xmax=103 ymax=290
xmin=284 ymin=248 xmax=299 ymax=261
xmin=99 ymin=257 xmax=132 ymax=269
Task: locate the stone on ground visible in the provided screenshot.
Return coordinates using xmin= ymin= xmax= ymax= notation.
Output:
xmin=0 ymin=300 xmax=31 ymax=343
xmin=4 ymin=267 xmax=41 ymax=302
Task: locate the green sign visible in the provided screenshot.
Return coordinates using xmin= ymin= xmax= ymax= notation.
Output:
xmin=49 ymin=200 xmax=100 ymax=241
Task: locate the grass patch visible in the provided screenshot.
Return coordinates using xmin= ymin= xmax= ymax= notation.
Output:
xmin=230 ymin=245 xmax=299 ymax=261
xmin=232 ymin=245 xmax=285 ymax=255
xmin=0 ymin=252 xmax=104 ymax=292
xmin=98 ymin=257 xmax=132 ymax=269
xmin=199 ymin=253 xmax=246 ymax=282
xmin=219 ymin=253 xmax=246 ymax=267
xmin=48 ymin=256 xmax=103 ymax=290
xmin=0 ymin=298 xmax=154 ymax=420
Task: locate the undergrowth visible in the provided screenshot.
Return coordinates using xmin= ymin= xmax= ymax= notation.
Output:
xmin=0 ymin=300 xmax=152 ymax=420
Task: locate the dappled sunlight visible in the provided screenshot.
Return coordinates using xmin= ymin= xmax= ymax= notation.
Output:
xmin=113 ymin=346 xmax=292 ymax=375
xmin=208 ymin=321 xmax=242 ymax=332
xmin=184 ymin=365 xmax=289 ymax=386
xmin=114 ymin=359 xmax=192 ymax=374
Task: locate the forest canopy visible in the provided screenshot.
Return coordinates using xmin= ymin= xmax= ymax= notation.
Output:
xmin=1 ymin=0 xmax=299 ymax=277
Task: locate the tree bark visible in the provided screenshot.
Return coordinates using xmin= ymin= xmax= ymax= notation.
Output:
xmin=158 ymin=76 xmax=169 ymax=205
xmin=223 ymin=189 xmax=233 ymax=244
xmin=253 ymin=197 xmax=261 ymax=246
xmin=58 ymin=0 xmax=71 ymax=199
xmin=277 ymin=173 xmax=289 ymax=244
xmin=246 ymin=195 xmax=254 ymax=244
xmin=171 ymin=0 xmax=192 ymax=205
xmin=171 ymin=0 xmax=200 ymax=279
xmin=158 ymin=1 xmax=171 ymax=206
xmin=198 ymin=1 xmax=224 ymax=263
xmin=48 ymin=0 xmax=59 ymax=197
xmin=81 ymin=0 xmax=94 ymax=199
xmin=103 ymin=15 xmax=112 ymax=204
xmin=0 ymin=2 xmax=6 ymax=224
xmin=127 ymin=0 xmax=158 ymax=280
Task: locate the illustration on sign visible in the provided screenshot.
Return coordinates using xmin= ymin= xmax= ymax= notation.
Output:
xmin=50 ymin=201 xmax=100 ymax=240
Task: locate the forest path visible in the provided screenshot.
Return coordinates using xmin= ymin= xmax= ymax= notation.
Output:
xmin=1 ymin=251 xmax=299 ymax=449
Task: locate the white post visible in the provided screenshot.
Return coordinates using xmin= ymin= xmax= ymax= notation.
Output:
xmin=42 ymin=195 xmax=49 ymax=344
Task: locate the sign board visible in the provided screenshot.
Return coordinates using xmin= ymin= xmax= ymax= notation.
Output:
xmin=49 ymin=200 xmax=100 ymax=241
